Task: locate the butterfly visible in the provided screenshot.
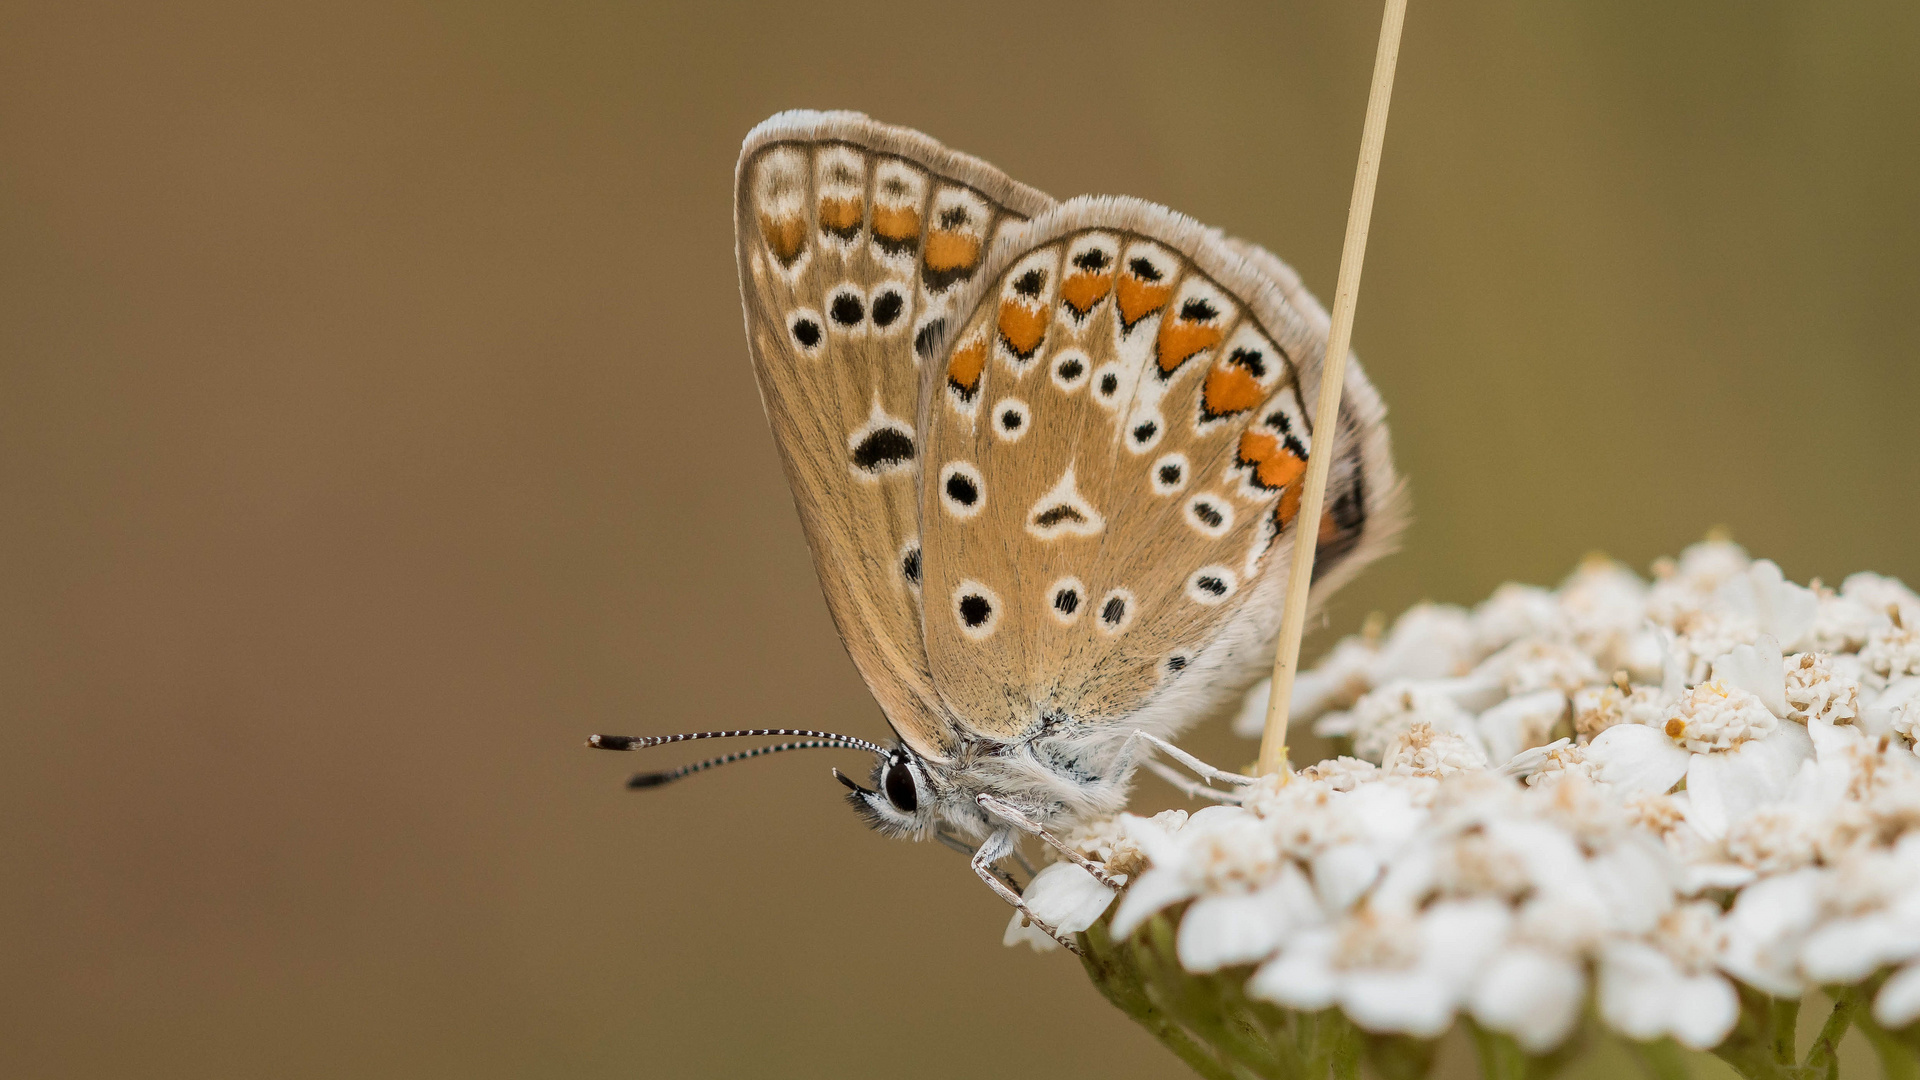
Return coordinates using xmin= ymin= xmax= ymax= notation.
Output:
xmin=591 ymin=110 xmax=1404 ymax=948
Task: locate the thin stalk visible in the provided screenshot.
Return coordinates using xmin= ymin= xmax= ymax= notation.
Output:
xmin=1467 ymin=1020 xmax=1531 ymax=1080
xmin=1620 ymin=1036 xmax=1695 ymax=1080
xmin=1079 ymin=919 xmax=1240 ymax=1080
xmin=1802 ymin=988 xmax=1863 ymax=1080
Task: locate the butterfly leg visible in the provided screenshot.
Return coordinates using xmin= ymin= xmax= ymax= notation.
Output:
xmin=976 ymin=794 xmax=1124 ymax=890
xmin=1127 ymin=731 xmax=1258 ymax=787
xmin=1142 ymin=757 xmax=1245 ymax=804
xmin=937 ymin=828 xmax=1026 ymax=892
xmin=972 ymin=825 xmax=1083 ymax=955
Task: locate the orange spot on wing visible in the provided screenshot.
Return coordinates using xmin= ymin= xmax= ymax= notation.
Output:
xmin=818 ymin=196 xmax=862 ymax=238
xmin=1277 ymin=483 xmax=1303 ymax=529
xmin=1157 ymin=320 xmax=1223 ymax=375
xmin=872 ymin=205 xmax=920 ymax=250
xmin=947 ymin=337 xmax=988 ymax=399
xmin=1203 ymin=365 xmax=1264 ymax=418
xmin=759 ymin=214 xmax=806 ymax=265
xmin=924 ymin=231 xmax=981 ymax=272
xmin=1238 ymin=430 xmax=1308 ymax=492
xmin=1318 ymin=504 xmax=1344 ymax=546
xmin=997 ymin=301 xmax=1048 ymax=359
xmin=1059 ymin=271 xmax=1112 ymax=316
xmin=1116 ymin=275 xmax=1173 ymax=329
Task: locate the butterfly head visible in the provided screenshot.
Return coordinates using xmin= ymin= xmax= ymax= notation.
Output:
xmin=587 ymin=727 xmax=959 ymax=840
xmin=833 ymin=746 xmax=938 ymax=838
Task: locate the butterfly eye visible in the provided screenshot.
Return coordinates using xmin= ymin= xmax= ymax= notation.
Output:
xmin=883 ymin=758 xmax=918 ymax=813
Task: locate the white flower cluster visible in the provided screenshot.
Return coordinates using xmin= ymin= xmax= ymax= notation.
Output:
xmin=1011 ymin=541 xmax=1920 ymax=1057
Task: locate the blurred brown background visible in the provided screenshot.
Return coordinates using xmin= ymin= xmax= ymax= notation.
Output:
xmin=3 ymin=2 xmax=1915 ymax=1077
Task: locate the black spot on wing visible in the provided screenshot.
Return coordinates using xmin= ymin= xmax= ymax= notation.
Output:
xmin=914 ymin=319 xmax=947 ymax=362
xmin=1072 ymin=248 xmax=1111 ymax=272
xmin=871 ymin=290 xmax=905 ymax=328
xmin=1033 ymin=504 xmax=1086 ymax=528
xmin=851 ymin=427 xmax=914 ymax=474
xmin=959 ymin=593 xmax=992 ymax=627
xmin=830 ymin=294 xmax=865 ymax=326
xmin=945 ymin=472 xmax=979 ymax=507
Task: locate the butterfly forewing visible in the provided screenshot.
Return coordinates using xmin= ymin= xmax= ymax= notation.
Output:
xmin=917 ymin=197 xmax=1403 ymax=743
xmin=734 ymin=111 xmax=1053 ymax=761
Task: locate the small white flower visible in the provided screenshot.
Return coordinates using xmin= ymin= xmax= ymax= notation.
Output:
xmin=1571 ymin=680 xmax=1665 ymax=739
xmin=1470 ymin=946 xmax=1586 ymax=1052
xmin=1471 ymin=583 xmax=1562 ymax=657
xmin=1598 ymin=902 xmax=1739 ymax=1050
xmin=1665 ymin=612 xmax=1763 ymax=686
xmin=1718 ymin=868 xmax=1823 ymax=997
xmin=1716 ymin=559 xmax=1818 ymax=651
xmin=1320 ymin=680 xmax=1485 ymax=763
xmin=1586 ymin=723 xmax=1691 ymax=796
xmin=1004 ymin=861 xmax=1120 ymax=952
xmin=1370 ymin=603 xmax=1478 ymax=684
xmin=1509 ymin=739 xmax=1596 ymax=788
xmin=1293 ymin=755 xmax=1380 ymax=792
xmin=1876 ymin=962 xmax=1920 ymax=1027
xmin=1784 ymin=651 xmax=1861 ymax=727
xmin=1477 ymin=689 xmax=1570 ymax=766
xmin=1840 ymin=572 xmax=1920 ymax=631
xmin=1474 ymin=639 xmax=1603 ymax=698
xmin=1250 ymin=900 xmax=1512 ymax=1038
xmin=1721 ymin=806 xmax=1822 ymax=874
xmin=1865 ymin=676 xmax=1920 ymax=744
xmin=1663 ymin=680 xmax=1778 ymax=753
xmin=1382 ymin=721 xmax=1490 ymax=778
xmin=1807 ymin=585 xmax=1881 ymax=653
xmin=1555 ymin=557 xmax=1652 ymax=672
xmin=1177 ymin=860 xmax=1320 ymax=972
xmin=1860 ymin=621 xmax=1920 ymax=687
xmin=1109 ymin=806 xmax=1280 ymax=940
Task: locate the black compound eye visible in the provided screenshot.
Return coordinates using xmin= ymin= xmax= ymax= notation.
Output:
xmin=883 ymin=758 xmax=918 ymax=813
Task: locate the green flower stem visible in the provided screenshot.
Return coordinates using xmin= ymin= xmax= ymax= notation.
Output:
xmin=1711 ymin=985 xmax=1807 ymax=1080
xmin=1080 ymin=918 xmax=1243 ymax=1080
xmin=1768 ymin=996 xmax=1801 ymax=1066
xmin=1463 ymin=1018 xmax=1585 ymax=1080
xmin=1619 ymin=1036 xmax=1696 ymax=1080
xmin=1801 ymin=987 xmax=1864 ymax=1080
xmin=1360 ymin=1033 xmax=1437 ymax=1080
xmin=1466 ymin=1021 xmax=1532 ymax=1080
xmin=1082 ymin=913 xmax=1384 ymax=1080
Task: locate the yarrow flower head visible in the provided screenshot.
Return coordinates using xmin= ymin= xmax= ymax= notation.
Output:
xmin=1019 ymin=542 xmax=1920 ymax=1080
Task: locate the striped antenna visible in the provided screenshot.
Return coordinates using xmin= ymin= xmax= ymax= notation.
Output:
xmin=587 ymin=728 xmax=890 ymax=756
xmin=586 ymin=727 xmax=891 ymax=789
xmin=621 ymin=739 xmax=882 ymax=789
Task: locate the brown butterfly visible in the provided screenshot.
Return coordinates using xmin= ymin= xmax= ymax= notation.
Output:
xmin=591 ymin=111 xmax=1404 ymax=948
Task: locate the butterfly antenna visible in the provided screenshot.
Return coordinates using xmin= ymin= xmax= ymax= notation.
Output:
xmin=586 ymin=728 xmax=891 ymax=790
xmin=621 ymin=739 xmax=880 ymax=789
xmin=587 ymin=728 xmax=889 ymax=755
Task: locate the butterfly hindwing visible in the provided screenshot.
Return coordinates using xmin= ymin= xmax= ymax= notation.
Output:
xmin=734 ymin=111 xmax=1054 ymax=761
xmin=916 ymin=197 xmax=1404 ymax=743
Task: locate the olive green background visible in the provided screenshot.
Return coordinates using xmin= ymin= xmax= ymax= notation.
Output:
xmin=3 ymin=2 xmax=1915 ymax=1077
